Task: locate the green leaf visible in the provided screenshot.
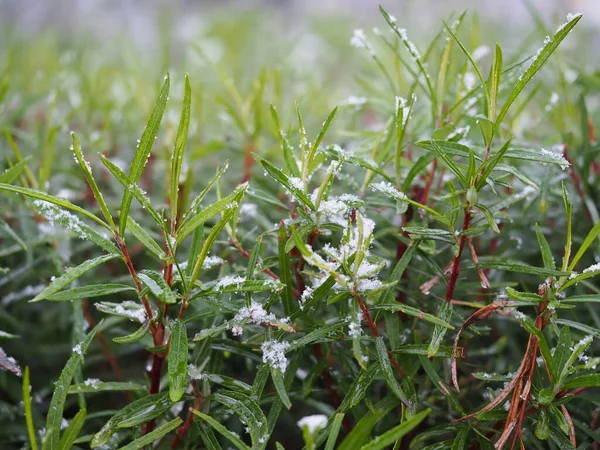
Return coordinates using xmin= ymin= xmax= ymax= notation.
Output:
xmin=429 ymin=140 xmax=468 ymax=186
xmin=95 ymin=301 xmax=148 ymax=324
xmin=192 ymin=279 xmax=283 ymax=299
xmin=474 ymin=257 xmax=570 ymax=277
xmin=198 ymin=373 xmax=252 ymax=394
xmin=191 ymin=409 xmax=251 ymax=450
xmin=0 ymin=156 xmax=32 ymax=184
xmin=177 ymin=186 xmax=246 ymax=245
xmin=489 ymin=44 xmax=503 ymax=122
xmin=92 ymin=392 xmax=172 ymax=446
xmin=255 ymin=156 xmax=315 ymax=210
xmin=270 ymin=105 xmax=301 ymax=178
xmin=375 ymin=337 xmax=409 ymax=407
xmin=71 ymin=132 xmax=115 ymax=230
xmin=119 ymin=73 xmax=170 ymax=236
xmin=556 ymin=319 xmax=600 ymax=339
xmin=68 ymin=381 xmax=146 ymax=394
xmin=213 ymin=390 xmax=269 ymax=447
xmin=126 ymin=216 xmax=166 ymax=260
xmin=324 ymin=413 xmax=345 ymax=450
xmin=138 ymin=270 xmax=176 ymax=304
xmin=106 ymin=322 xmax=148 ymax=343
xmin=271 ymin=367 xmax=292 ymax=410
xmin=118 ymin=417 xmax=182 ymax=450
xmin=31 ymin=254 xmax=118 ymax=302
xmin=170 ymin=74 xmax=191 ymax=228
xmin=535 ymin=224 xmax=555 ymax=269
xmin=535 ymin=408 xmax=550 ymax=440
xmin=373 ymin=304 xmax=454 ymax=329
xmin=502 ymin=148 xmax=569 ymax=168
xmin=286 ymin=320 xmax=344 ymax=351
xmin=494 ymin=13 xmax=583 ymax=132
xmin=32 ymin=200 xmax=119 ymax=254
xmin=337 ymin=397 xmax=399 ymax=450
xmin=359 ymin=408 xmax=431 ymax=450
xmin=562 ymin=374 xmax=600 ymax=390
xmin=278 ymin=225 xmax=296 ymax=316
xmin=58 ymin=409 xmax=86 ymax=450
xmin=45 ymin=284 xmax=135 ymax=302
xmin=306 ymin=107 xmax=338 ymax=176
xmin=188 ymin=201 xmax=239 ymax=287
xmin=186 ymin=223 xmax=204 ymax=277
xmin=44 ymin=321 xmax=101 ymax=450
xmin=428 ymin=301 xmax=453 ymax=357
xmin=338 ymin=362 xmax=380 ymax=411
xmin=568 ymin=219 xmax=600 ymax=271
xmin=99 ymin=154 xmax=165 ymax=229
xmin=23 ymin=367 xmax=38 ymax=450
xmin=443 ymin=22 xmax=490 ymax=117
xmin=0 ymin=183 xmax=111 ymax=231
xmin=168 ymin=319 xmax=188 ymax=402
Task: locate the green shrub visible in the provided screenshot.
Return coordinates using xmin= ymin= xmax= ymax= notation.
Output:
xmin=1 ymin=6 xmax=600 ymax=449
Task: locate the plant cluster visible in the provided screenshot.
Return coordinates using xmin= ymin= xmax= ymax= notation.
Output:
xmin=1 ymin=5 xmax=600 ymax=450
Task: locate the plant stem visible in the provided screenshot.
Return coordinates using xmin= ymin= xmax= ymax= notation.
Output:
xmin=445 ymin=209 xmax=471 ymax=302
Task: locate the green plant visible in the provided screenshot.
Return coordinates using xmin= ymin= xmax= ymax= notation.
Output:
xmin=1 ymin=5 xmax=600 ymax=450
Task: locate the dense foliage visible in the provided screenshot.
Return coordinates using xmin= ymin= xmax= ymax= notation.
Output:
xmin=1 ymin=5 xmax=600 ymax=449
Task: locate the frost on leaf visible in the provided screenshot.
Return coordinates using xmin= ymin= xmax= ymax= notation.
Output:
xmin=0 ymin=347 xmax=21 ymax=377
xmin=33 ymin=200 xmax=90 ymax=240
xmin=297 ymin=414 xmax=328 ymax=434
xmin=261 ymin=339 xmax=290 ymax=373
xmin=371 ymin=181 xmax=408 ymax=201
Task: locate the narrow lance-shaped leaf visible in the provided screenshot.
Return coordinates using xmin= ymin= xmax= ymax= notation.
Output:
xmin=119 ymin=73 xmax=170 ymax=236
xmin=118 ymin=417 xmax=183 ymax=450
xmin=138 ymin=270 xmax=177 ymax=304
xmin=99 ymin=154 xmax=165 ymax=230
xmin=91 ymin=392 xmax=172 ymax=447
xmin=23 ymin=367 xmax=38 ymax=450
xmin=428 ymin=301 xmax=453 ymax=357
xmin=256 ymin=156 xmax=316 ymax=210
xmin=489 ymin=43 xmax=503 ymax=121
xmin=568 ymin=219 xmax=600 ymax=272
xmin=71 ymin=132 xmax=115 ymax=230
xmin=126 ymin=216 xmax=166 ymax=260
xmin=305 ymin=107 xmax=338 ymax=179
xmin=324 ymin=413 xmax=345 ymax=450
xmin=270 ymin=105 xmax=301 ymax=178
xmin=443 ymin=21 xmax=491 ymax=117
xmin=189 ymin=202 xmax=238 ymax=288
xmin=32 ymin=200 xmax=119 ymax=255
xmin=45 ymin=284 xmax=136 ymax=302
xmin=212 ymin=390 xmax=269 ymax=446
xmin=31 ymin=254 xmax=118 ymax=302
xmin=191 ymin=410 xmax=251 ymax=450
xmin=375 ymin=337 xmax=410 ymax=408
xmin=494 ymin=13 xmax=583 ymax=134
xmin=68 ymin=381 xmax=147 ymax=394
xmin=58 ymin=409 xmax=86 ymax=450
xmin=0 ymin=183 xmax=110 ymax=230
xmin=278 ymin=224 xmax=296 ymax=316
xmin=177 ymin=182 xmax=247 ymax=244
xmin=535 ymin=224 xmax=555 ymax=270
xmin=44 ymin=320 xmax=102 ymax=450
xmin=170 ymin=74 xmax=191 ymax=233
xmin=178 ymin=162 xmax=230 ymax=228
xmin=168 ymin=319 xmax=188 ymax=402
xmin=272 ymin=367 xmax=292 ymax=410
xmin=359 ymin=409 xmax=431 ymax=450
xmin=0 ymin=155 xmax=32 ymax=184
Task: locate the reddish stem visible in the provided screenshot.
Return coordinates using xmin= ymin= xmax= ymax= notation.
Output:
xmin=445 ymin=210 xmax=471 ymax=302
